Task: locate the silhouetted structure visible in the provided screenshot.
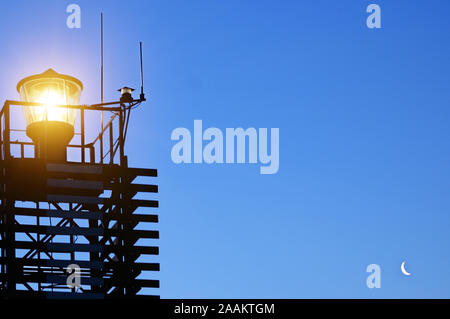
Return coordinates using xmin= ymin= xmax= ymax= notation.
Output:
xmin=0 ymin=69 xmax=159 ymax=299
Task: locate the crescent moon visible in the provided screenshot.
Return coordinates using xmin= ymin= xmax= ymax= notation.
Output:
xmin=401 ymin=261 xmax=411 ymax=276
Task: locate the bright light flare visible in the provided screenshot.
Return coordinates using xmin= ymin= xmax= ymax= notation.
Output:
xmin=17 ymin=69 xmax=83 ymax=127
xmin=34 ymin=88 xmax=71 ymax=123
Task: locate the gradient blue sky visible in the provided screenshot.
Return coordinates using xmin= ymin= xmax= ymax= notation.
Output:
xmin=0 ymin=0 xmax=449 ymax=298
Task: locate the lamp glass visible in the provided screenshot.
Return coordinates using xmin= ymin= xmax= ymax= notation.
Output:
xmin=19 ymin=77 xmax=81 ymax=126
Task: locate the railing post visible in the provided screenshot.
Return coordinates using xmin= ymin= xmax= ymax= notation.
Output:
xmin=100 ymin=127 xmax=104 ymax=164
xmin=109 ymin=122 xmax=114 ymax=164
xmin=81 ymin=106 xmax=85 ymax=163
xmin=89 ymin=144 xmax=95 ymax=163
xmin=119 ymin=108 xmax=125 ymax=167
xmin=4 ymin=103 xmax=10 ymax=160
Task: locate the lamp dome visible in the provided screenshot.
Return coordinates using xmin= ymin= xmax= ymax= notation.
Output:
xmin=17 ymin=69 xmax=83 ymax=162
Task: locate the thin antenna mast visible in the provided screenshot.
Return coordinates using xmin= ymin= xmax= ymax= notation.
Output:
xmin=139 ymin=41 xmax=145 ymax=100
xmin=100 ymin=12 xmax=104 ymax=162
xmin=101 ymin=13 xmax=104 ymax=123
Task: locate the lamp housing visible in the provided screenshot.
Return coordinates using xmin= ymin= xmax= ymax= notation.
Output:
xmin=118 ymin=86 xmax=134 ymax=103
xmin=17 ymin=68 xmax=83 ymax=162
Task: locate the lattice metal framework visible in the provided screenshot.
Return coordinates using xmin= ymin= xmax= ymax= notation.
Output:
xmin=0 ymin=99 xmax=159 ymax=299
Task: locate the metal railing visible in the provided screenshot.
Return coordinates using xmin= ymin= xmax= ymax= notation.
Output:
xmin=0 ymin=100 xmax=126 ymax=166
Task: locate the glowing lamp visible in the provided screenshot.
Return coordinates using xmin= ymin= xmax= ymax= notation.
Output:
xmin=17 ymin=68 xmax=83 ymax=162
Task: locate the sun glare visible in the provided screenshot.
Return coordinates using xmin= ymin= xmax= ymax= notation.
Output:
xmin=18 ymin=69 xmax=82 ymax=127
xmin=35 ymin=88 xmax=69 ymax=122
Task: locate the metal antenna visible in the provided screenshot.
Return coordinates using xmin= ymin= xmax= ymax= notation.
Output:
xmin=100 ymin=12 xmax=104 ymax=161
xmin=139 ymin=41 xmax=145 ymax=100
xmin=101 ymin=13 xmax=104 ymax=124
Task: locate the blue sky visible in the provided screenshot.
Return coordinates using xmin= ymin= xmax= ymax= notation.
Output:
xmin=1 ymin=0 xmax=450 ymax=298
